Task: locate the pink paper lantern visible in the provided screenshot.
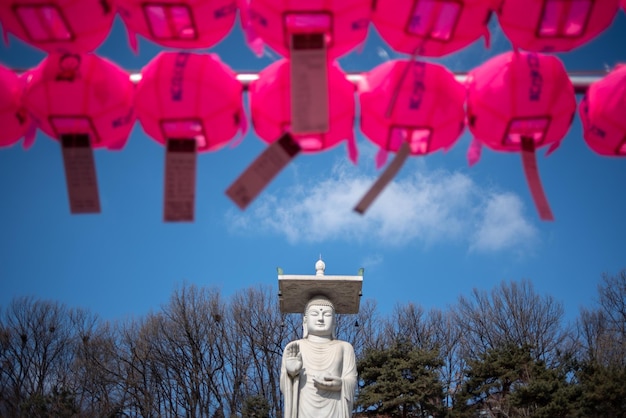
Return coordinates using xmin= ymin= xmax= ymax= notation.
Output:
xmin=360 ymin=60 xmax=465 ymax=165
xmin=23 ymin=53 xmax=135 ymax=150
xmin=249 ymin=58 xmax=356 ymax=159
xmin=0 ymin=64 xmax=32 ymax=147
xmin=466 ymin=51 xmax=576 ymax=220
xmin=579 ymin=64 xmax=626 ymax=156
xmin=244 ymin=0 xmax=371 ymax=58
xmin=135 ymin=51 xmax=246 ymax=152
xmin=372 ymin=0 xmax=494 ymax=57
xmin=0 ymin=0 xmax=115 ymax=53
xmin=497 ymin=0 xmax=619 ymax=52
xmin=116 ymin=0 xmax=237 ymax=51
xmin=466 ymin=51 xmax=575 ymax=153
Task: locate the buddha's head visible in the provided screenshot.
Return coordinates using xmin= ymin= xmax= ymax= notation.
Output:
xmin=303 ymin=296 xmax=337 ymax=339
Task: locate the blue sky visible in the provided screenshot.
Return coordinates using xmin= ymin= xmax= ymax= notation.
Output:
xmin=1 ymin=9 xmax=625 ymax=324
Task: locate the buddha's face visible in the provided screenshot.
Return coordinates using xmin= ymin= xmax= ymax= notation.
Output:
xmin=305 ymin=304 xmax=335 ymax=337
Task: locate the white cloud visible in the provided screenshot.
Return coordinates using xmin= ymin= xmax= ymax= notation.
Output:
xmin=470 ymin=193 xmax=539 ymax=253
xmin=225 ymin=157 xmax=539 ymax=253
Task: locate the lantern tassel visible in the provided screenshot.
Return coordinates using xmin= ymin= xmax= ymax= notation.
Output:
xmin=22 ymin=119 xmax=37 ymax=150
xmin=106 ymin=137 xmax=128 ymax=151
xmin=239 ymin=0 xmax=264 ymax=57
xmin=229 ymin=111 xmax=249 ymax=149
xmin=467 ymin=138 xmax=483 ymax=166
xmin=347 ymin=132 xmax=358 ymax=164
xmin=545 ymin=140 xmax=561 ymax=156
xmin=521 ymin=136 xmax=554 ymax=221
xmin=375 ymin=148 xmax=388 ymax=169
xmin=2 ymin=26 xmax=9 ymax=46
xmin=125 ymin=26 xmax=139 ymax=54
xmin=482 ymin=26 xmax=491 ymax=49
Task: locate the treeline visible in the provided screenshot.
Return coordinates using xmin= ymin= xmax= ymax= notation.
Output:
xmin=0 ymin=272 xmax=624 ymax=417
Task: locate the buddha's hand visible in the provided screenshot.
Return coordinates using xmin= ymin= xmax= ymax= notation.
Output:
xmin=285 ymin=342 xmax=302 ymax=377
xmin=313 ymin=375 xmax=342 ymax=392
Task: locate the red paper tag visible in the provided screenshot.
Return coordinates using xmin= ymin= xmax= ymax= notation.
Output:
xmin=60 ymin=134 xmax=100 ymax=214
xmin=521 ymin=136 xmax=554 ymax=221
xmin=290 ymin=33 xmax=329 ymax=134
xmin=226 ymin=134 xmax=300 ymax=210
xmin=164 ymin=138 xmax=197 ymax=222
xmin=354 ymin=142 xmax=411 ymax=214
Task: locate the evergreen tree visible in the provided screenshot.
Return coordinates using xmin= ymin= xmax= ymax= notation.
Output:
xmin=454 ymin=344 xmax=575 ymax=418
xmin=572 ymin=360 xmax=626 ymax=417
xmin=356 ymin=339 xmax=444 ymax=417
xmin=241 ymin=395 xmax=271 ymax=418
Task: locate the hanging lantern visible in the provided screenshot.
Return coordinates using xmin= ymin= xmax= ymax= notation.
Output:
xmin=22 ymin=53 xmax=135 ymax=149
xmin=227 ymin=57 xmax=355 ymax=211
xmin=244 ymin=0 xmax=371 ymax=58
xmin=466 ymin=51 xmax=576 ymax=220
xmin=354 ymin=59 xmax=466 ymax=214
xmin=116 ymin=0 xmax=237 ymax=52
xmin=22 ymin=53 xmax=135 ymax=214
xmin=497 ymin=0 xmax=619 ymax=52
xmin=579 ymin=64 xmax=626 ymax=156
xmin=371 ymin=0 xmax=495 ymax=57
xmin=360 ymin=60 xmax=465 ymax=165
xmin=0 ymin=64 xmax=33 ymax=148
xmin=135 ymin=51 xmax=245 ymax=152
xmin=135 ymin=51 xmax=245 ymax=221
xmin=0 ymin=0 xmax=116 ymax=53
xmin=249 ymin=58 xmax=356 ymax=160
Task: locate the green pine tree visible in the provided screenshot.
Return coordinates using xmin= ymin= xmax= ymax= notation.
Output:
xmin=356 ymin=339 xmax=444 ymax=417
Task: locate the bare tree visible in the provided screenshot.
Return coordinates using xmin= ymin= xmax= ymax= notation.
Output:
xmin=577 ymin=270 xmax=626 ymax=367
xmin=336 ymin=298 xmax=383 ymax=358
xmin=147 ymin=283 xmax=227 ymax=417
xmin=381 ymin=302 xmax=437 ymax=351
xmin=0 ymin=297 xmax=75 ymax=416
xmin=113 ymin=316 xmax=162 ymax=417
xmin=573 ymin=270 xmax=626 ymax=417
xmin=228 ymin=285 xmax=289 ymax=418
xmin=429 ymin=308 xmax=466 ymax=409
xmin=69 ymin=308 xmax=123 ymax=417
xmin=454 ymin=280 xmax=566 ymax=365
xmin=598 ymin=271 xmax=626 ymax=345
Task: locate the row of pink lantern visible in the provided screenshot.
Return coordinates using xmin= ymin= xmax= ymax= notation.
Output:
xmin=1 ymin=50 xmax=625 ymax=217
xmin=1 ymin=50 xmax=625 ymax=160
xmin=0 ymin=0 xmax=623 ymax=56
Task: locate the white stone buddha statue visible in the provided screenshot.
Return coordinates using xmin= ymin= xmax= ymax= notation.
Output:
xmin=280 ymin=294 xmax=357 ymax=418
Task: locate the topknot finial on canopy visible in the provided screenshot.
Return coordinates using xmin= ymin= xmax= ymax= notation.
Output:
xmin=315 ymin=256 xmax=325 ymax=276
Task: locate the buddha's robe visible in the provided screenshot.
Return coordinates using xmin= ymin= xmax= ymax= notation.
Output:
xmin=280 ymin=339 xmax=357 ymax=418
